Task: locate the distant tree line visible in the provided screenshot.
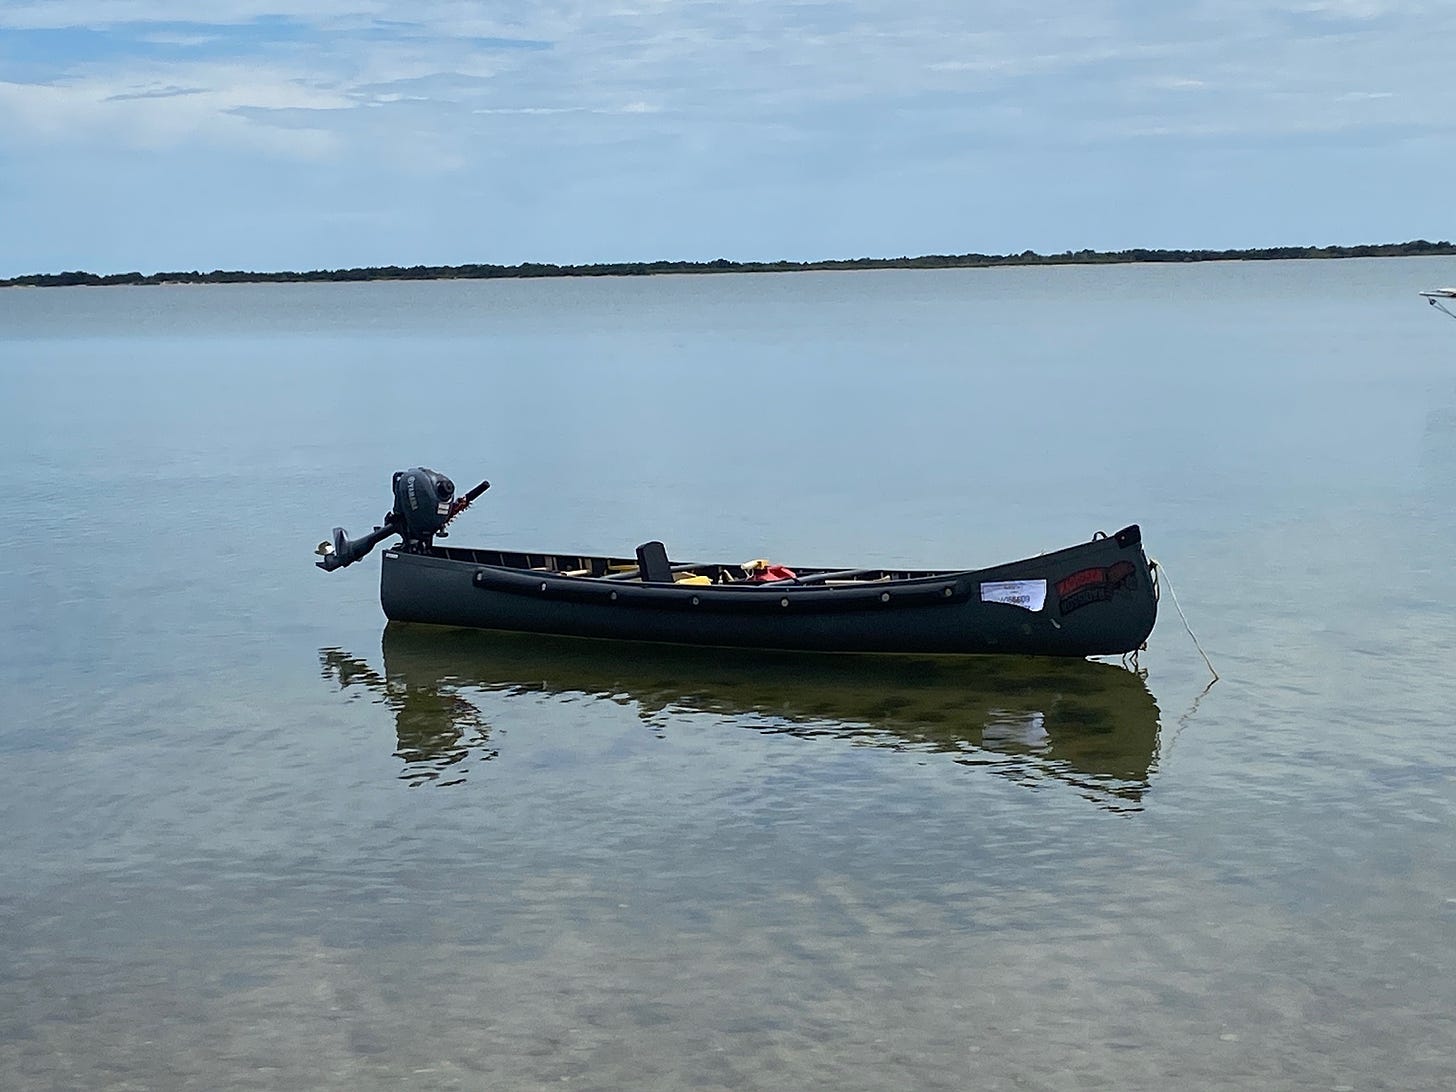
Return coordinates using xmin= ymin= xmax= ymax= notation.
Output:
xmin=4 ymin=240 xmax=1454 ymax=288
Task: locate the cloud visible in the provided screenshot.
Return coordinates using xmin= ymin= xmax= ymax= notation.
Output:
xmin=105 ymin=84 xmax=208 ymax=101
xmin=4 ymin=1 xmax=1453 ymax=157
xmin=0 ymin=60 xmax=351 ymax=159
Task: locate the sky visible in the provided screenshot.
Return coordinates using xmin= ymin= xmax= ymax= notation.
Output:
xmin=2 ymin=0 xmax=1454 ymax=276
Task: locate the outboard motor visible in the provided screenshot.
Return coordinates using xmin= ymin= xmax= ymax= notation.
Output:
xmin=316 ymin=467 xmax=489 ymax=571
xmin=390 ymin=467 xmax=456 ymax=542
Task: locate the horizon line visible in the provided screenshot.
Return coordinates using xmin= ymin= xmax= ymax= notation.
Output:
xmin=4 ymin=239 xmax=1454 ymax=287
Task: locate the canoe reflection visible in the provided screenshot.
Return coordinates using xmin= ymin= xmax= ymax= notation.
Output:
xmin=319 ymin=624 xmax=1162 ymax=808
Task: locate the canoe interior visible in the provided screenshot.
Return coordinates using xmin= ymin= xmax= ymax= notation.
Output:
xmin=427 ymin=544 xmax=951 ymax=585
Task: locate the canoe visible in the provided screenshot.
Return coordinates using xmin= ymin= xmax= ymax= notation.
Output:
xmin=317 ymin=467 xmax=1158 ymax=657
xmin=377 ymin=530 xmax=1157 ymax=656
xmin=319 ymin=628 xmax=1163 ymax=808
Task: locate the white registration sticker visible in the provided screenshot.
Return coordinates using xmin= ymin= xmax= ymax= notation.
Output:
xmin=979 ymin=579 xmax=1047 ymax=611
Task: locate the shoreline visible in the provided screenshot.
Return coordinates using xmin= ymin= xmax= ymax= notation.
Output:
xmin=3 ymin=240 xmax=1454 ymax=288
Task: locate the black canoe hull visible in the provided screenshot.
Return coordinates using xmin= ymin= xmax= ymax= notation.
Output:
xmin=378 ymin=525 xmax=1157 ymax=657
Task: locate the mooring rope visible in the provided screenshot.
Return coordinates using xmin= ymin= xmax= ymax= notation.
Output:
xmin=1148 ymin=558 xmax=1219 ymax=682
xmin=1426 ymin=295 xmax=1456 ymax=321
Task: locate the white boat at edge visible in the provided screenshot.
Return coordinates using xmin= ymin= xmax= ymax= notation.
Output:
xmin=1422 ymin=287 xmax=1456 ymax=319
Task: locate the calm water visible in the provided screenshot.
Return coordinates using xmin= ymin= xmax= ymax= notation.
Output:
xmin=2 ymin=260 xmax=1454 ymax=1090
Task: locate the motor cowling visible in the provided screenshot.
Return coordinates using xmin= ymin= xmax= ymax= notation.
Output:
xmin=391 ymin=467 xmax=455 ymax=542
